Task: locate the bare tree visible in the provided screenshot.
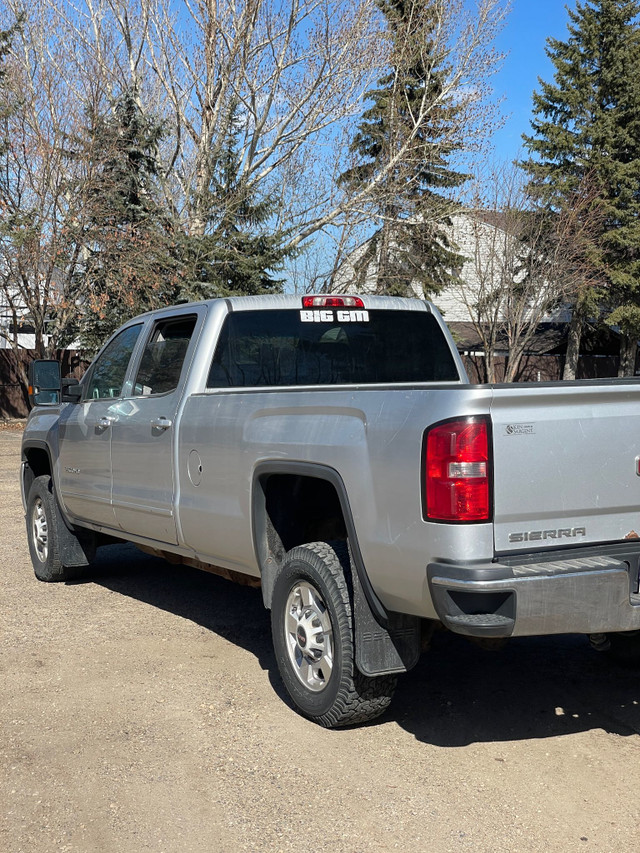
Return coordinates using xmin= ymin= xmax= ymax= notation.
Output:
xmin=0 ymin=0 xmax=510 ymax=353
xmin=0 ymin=7 xmax=90 ymax=366
xmin=0 ymin=0 xmax=173 ymax=372
xmin=139 ymin=0 xmax=386 ymax=237
xmin=116 ymin=0 xmax=507 ymax=270
xmin=29 ymin=0 xmax=387 ymax=290
xmin=452 ymin=162 xmax=603 ymax=382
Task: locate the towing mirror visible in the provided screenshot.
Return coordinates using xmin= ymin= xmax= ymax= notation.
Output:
xmin=28 ymin=359 xmax=61 ymax=408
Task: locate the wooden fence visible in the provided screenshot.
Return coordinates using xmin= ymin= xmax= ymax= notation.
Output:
xmin=462 ymin=353 xmax=620 ymax=384
xmin=0 ymin=350 xmax=86 ymax=419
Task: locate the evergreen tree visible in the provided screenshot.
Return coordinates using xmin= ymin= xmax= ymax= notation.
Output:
xmin=72 ymin=94 xmax=291 ymax=353
xmin=522 ymin=0 xmax=640 ymax=376
xmin=338 ymin=0 xmax=467 ymax=297
xmin=70 ymin=87 xmax=179 ymax=352
xmin=182 ymin=104 xmax=292 ymax=301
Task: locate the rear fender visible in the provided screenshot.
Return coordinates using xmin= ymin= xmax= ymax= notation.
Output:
xmin=252 ymin=461 xmax=420 ymax=675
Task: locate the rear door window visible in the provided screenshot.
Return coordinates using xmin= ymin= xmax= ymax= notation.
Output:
xmin=207 ymin=309 xmax=459 ymax=387
xmin=133 ymin=315 xmax=197 ymax=396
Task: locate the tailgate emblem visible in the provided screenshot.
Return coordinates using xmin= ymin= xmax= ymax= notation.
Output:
xmin=509 ymin=527 xmax=586 ymax=543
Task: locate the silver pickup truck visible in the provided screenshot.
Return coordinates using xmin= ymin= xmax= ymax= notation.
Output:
xmin=21 ymin=294 xmax=640 ymax=727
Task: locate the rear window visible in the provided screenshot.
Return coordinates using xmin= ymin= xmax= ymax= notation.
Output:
xmin=207 ymin=309 xmax=459 ymax=388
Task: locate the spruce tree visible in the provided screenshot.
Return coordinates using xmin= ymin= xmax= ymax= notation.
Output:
xmin=522 ymin=0 xmax=640 ymax=376
xmin=70 ymin=88 xmax=179 ymax=352
xmin=182 ymin=104 xmax=292 ymax=301
xmin=338 ymin=0 xmax=466 ymax=297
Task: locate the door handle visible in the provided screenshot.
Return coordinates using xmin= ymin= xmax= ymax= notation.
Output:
xmin=96 ymin=416 xmax=114 ymax=430
xmin=151 ymin=416 xmax=172 ymax=431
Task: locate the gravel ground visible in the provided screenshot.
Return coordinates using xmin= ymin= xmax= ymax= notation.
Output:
xmin=2 ymin=425 xmax=640 ymax=852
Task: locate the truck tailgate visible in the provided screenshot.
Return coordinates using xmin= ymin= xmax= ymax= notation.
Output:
xmin=490 ymin=381 xmax=640 ymax=554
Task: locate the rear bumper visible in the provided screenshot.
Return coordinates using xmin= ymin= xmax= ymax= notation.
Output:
xmin=428 ymin=544 xmax=640 ymax=638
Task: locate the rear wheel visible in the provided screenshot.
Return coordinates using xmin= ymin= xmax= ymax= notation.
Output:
xmin=26 ymin=475 xmax=86 ymax=582
xmin=271 ymin=541 xmax=396 ymax=727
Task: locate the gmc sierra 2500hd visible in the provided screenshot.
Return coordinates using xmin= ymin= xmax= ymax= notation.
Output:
xmin=21 ymin=294 xmax=640 ymax=726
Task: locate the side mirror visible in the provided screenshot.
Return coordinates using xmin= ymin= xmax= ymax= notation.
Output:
xmin=61 ymin=377 xmax=83 ymax=403
xmin=28 ymin=359 xmax=61 ymax=408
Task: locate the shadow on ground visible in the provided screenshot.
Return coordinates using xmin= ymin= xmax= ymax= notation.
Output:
xmin=83 ymin=542 xmax=640 ymax=745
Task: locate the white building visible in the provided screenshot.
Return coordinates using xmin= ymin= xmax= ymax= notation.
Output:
xmin=332 ymin=211 xmax=570 ymax=328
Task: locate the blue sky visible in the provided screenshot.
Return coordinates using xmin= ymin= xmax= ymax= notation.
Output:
xmin=490 ymin=0 xmax=577 ymax=162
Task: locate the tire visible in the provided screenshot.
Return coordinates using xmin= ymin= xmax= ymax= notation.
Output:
xmin=271 ymin=541 xmax=397 ymax=727
xmin=26 ymin=475 xmax=86 ymax=582
xmin=589 ymin=631 xmax=640 ymax=666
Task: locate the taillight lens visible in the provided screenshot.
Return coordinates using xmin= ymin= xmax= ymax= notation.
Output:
xmin=424 ymin=417 xmax=492 ymax=522
xmin=301 ymin=295 xmax=365 ymax=308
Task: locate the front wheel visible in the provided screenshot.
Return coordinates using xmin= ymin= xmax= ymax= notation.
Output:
xmin=26 ymin=475 xmax=86 ymax=582
xmin=271 ymin=542 xmax=396 ymax=727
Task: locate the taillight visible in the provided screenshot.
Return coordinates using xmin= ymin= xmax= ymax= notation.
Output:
xmin=301 ymin=295 xmax=365 ymax=309
xmin=424 ymin=417 xmax=492 ymax=523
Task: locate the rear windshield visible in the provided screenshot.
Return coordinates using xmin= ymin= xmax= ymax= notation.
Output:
xmin=207 ymin=308 xmax=459 ymax=388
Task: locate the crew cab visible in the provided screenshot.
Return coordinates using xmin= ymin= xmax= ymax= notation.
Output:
xmin=21 ymin=294 xmax=640 ymax=726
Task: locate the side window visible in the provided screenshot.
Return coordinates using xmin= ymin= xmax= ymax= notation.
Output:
xmin=84 ymin=324 xmax=143 ymax=400
xmin=133 ymin=315 xmax=197 ymax=396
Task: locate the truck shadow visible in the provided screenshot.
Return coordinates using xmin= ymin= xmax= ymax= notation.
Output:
xmin=87 ymin=544 xmax=640 ymax=746
xmin=392 ymin=630 xmax=640 ymax=745
xmin=88 ymin=541 xmax=278 ymax=672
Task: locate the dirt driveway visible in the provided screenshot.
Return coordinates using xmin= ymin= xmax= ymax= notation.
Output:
xmin=2 ymin=426 xmax=640 ymax=853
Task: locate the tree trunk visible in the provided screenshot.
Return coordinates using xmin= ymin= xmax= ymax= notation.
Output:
xmin=504 ymin=344 xmax=524 ymax=383
xmin=562 ymin=306 xmax=584 ymax=380
xmin=376 ymin=220 xmax=394 ymax=295
xmin=17 ymin=356 xmax=30 ymax=411
xmin=34 ymin=327 xmax=45 ymax=360
xmin=483 ymin=351 xmax=495 ymax=384
xmin=618 ymin=334 xmax=638 ymax=378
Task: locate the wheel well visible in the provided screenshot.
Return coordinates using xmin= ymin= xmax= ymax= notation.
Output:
xmin=255 ymin=472 xmax=348 ymax=607
xmin=265 ymin=473 xmax=347 ymax=551
xmin=23 ymin=447 xmax=52 ymax=497
xmin=254 ymin=469 xmax=419 ymax=675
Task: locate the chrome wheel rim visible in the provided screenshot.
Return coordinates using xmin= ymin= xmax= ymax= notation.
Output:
xmin=32 ymin=497 xmax=49 ymax=562
xmin=284 ymin=581 xmax=334 ymax=693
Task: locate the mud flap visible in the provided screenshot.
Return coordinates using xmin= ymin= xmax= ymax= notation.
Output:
xmin=352 ymin=563 xmax=420 ymax=677
xmin=53 ymin=488 xmax=96 ymax=567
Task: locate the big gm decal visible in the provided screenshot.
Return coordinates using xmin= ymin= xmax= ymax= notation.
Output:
xmin=300 ymin=309 xmax=370 ymax=323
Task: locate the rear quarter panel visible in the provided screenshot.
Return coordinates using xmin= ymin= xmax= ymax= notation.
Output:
xmin=176 ymin=384 xmax=495 ymax=618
